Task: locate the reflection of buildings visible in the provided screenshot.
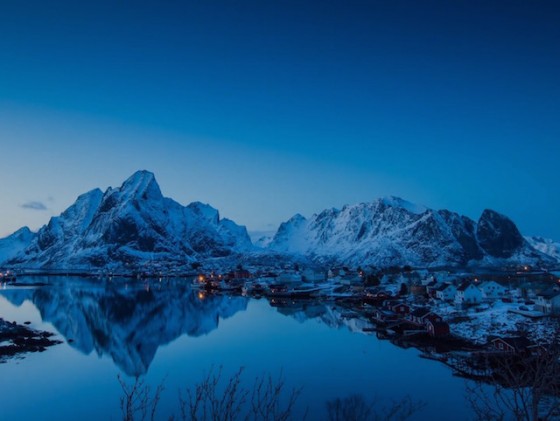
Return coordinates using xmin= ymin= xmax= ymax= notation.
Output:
xmin=269 ymin=298 xmax=372 ymax=333
xmin=0 ymin=280 xmax=248 ymax=376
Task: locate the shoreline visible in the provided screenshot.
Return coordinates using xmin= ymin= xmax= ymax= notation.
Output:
xmin=0 ymin=318 xmax=62 ymax=362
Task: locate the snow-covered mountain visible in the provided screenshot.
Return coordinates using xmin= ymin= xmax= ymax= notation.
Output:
xmin=0 ymin=226 xmax=36 ymax=264
xmin=266 ymin=197 xmax=553 ymax=268
xmin=525 ymin=236 xmax=560 ymax=263
xmin=0 ymin=172 xmax=554 ymax=270
xmin=0 ymin=170 xmax=252 ymax=270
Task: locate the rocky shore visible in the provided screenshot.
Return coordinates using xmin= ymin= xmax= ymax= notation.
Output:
xmin=0 ymin=318 xmax=61 ymax=361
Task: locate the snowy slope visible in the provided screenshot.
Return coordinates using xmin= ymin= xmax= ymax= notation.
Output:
xmin=1 ymin=171 xmax=252 ymax=269
xmin=0 ymin=227 xmax=36 ymax=265
xmin=268 ymin=197 xmax=552 ymax=268
xmin=525 ymin=236 xmax=560 ymax=263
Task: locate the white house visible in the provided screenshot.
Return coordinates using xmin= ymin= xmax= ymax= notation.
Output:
xmin=302 ymin=268 xmax=326 ymax=283
xmin=455 ymin=281 xmax=483 ymax=305
xmin=436 ymin=283 xmax=457 ymax=301
xmin=478 ymin=281 xmax=507 ymax=300
xmin=535 ymin=290 xmax=560 ymax=314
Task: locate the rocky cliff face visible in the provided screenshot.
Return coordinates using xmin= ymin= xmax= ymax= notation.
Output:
xmin=476 ymin=209 xmax=525 ymax=258
xmin=1 ymin=171 xmax=252 ymax=269
xmin=266 ymin=197 xmax=551 ymax=268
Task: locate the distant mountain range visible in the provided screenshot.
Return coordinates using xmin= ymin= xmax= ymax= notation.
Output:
xmin=266 ymin=196 xmax=557 ymax=268
xmin=0 ymin=171 xmax=557 ymax=270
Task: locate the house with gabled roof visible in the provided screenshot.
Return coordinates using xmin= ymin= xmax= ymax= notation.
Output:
xmin=535 ymin=290 xmax=560 ymax=314
xmin=455 ymin=281 xmax=483 ymax=305
xmin=408 ymin=308 xmax=442 ymax=326
xmin=490 ymin=336 xmax=535 ymax=354
xmin=435 ymin=283 xmax=457 ymax=301
xmin=478 ymin=280 xmax=507 ymax=300
xmin=426 ymin=319 xmax=450 ymax=338
xmin=372 ymin=309 xmax=399 ymax=324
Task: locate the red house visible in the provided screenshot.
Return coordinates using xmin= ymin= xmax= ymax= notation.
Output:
xmin=426 ymin=320 xmax=450 ymax=337
xmin=408 ymin=308 xmax=442 ymax=326
xmin=490 ymin=337 xmax=535 ymax=354
xmin=391 ymin=302 xmax=411 ymax=315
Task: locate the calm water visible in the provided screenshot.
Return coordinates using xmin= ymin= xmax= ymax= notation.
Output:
xmin=0 ymin=277 xmax=477 ymax=420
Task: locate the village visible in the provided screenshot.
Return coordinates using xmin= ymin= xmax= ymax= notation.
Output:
xmin=193 ymin=264 xmax=560 ymax=361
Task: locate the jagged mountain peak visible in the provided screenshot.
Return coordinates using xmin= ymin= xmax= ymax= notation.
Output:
xmin=0 ymin=171 xmax=252 ymax=269
xmin=187 ymin=201 xmax=220 ymax=225
xmin=118 ymin=170 xmax=162 ymax=201
xmin=268 ymin=197 xmax=551 ymax=268
xmin=287 ymin=213 xmax=307 ymax=224
xmin=376 ymin=196 xmax=428 ymax=215
xmin=10 ymin=226 xmax=34 ymax=238
xmin=477 ymin=209 xmax=524 ymax=258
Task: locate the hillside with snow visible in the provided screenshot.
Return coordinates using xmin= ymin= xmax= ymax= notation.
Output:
xmin=0 ymin=172 xmax=555 ymax=271
xmin=525 ymin=236 xmax=560 ymax=263
xmin=0 ymin=227 xmax=36 ymax=264
xmin=0 ymin=171 xmax=252 ymax=270
xmin=266 ymin=197 xmax=553 ymax=268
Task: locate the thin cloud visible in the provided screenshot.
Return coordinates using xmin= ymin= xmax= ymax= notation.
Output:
xmin=21 ymin=201 xmax=48 ymax=211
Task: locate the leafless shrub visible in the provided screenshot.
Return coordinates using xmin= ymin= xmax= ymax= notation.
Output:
xmin=118 ymin=368 xmax=423 ymax=421
xmin=466 ymin=342 xmax=560 ymax=421
xmin=177 ymin=366 xmax=303 ymax=421
xmin=118 ymin=374 xmax=166 ymax=421
xmin=248 ymin=370 xmax=302 ymax=421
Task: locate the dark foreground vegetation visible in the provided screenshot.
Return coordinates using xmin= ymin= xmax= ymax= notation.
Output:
xmin=118 ymin=367 xmax=426 ymax=421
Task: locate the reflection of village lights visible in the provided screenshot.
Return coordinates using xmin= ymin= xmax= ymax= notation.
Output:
xmin=198 ymin=291 xmax=205 ymax=300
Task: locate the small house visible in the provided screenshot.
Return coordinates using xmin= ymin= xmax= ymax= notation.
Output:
xmin=455 ymin=281 xmax=483 ymax=305
xmin=478 ymin=281 xmax=507 ymax=300
xmin=426 ymin=320 xmax=450 ymax=338
xmin=391 ymin=302 xmax=411 ymax=315
xmin=535 ymin=290 xmax=560 ymax=314
xmin=408 ymin=308 xmax=442 ymax=326
xmin=425 ymin=280 xmax=439 ymax=298
xmin=490 ymin=336 xmax=535 ymax=354
xmin=372 ymin=309 xmax=399 ymax=324
xmin=435 ymin=283 xmax=457 ymax=301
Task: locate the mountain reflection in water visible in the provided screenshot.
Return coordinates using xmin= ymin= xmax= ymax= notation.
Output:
xmin=0 ymin=278 xmax=249 ymax=376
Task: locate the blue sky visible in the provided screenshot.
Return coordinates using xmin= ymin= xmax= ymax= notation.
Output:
xmin=1 ymin=1 xmax=559 ymax=240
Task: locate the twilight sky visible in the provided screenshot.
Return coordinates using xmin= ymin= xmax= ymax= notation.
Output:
xmin=0 ymin=1 xmax=559 ymax=240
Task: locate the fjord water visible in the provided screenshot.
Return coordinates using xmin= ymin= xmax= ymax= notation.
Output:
xmin=0 ymin=277 xmax=474 ymax=420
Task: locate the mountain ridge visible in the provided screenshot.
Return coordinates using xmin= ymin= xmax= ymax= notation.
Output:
xmin=265 ymin=197 xmax=556 ymax=268
xmin=0 ymin=172 xmax=556 ymax=270
xmin=1 ymin=170 xmax=252 ymax=270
